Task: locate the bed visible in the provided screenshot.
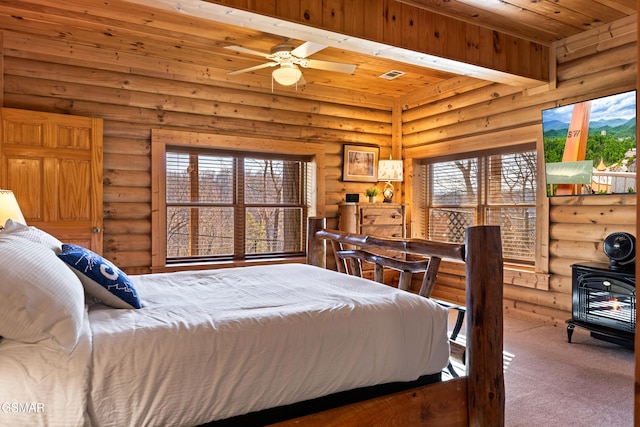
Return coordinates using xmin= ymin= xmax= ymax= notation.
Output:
xmin=0 ymin=217 xmax=504 ymax=427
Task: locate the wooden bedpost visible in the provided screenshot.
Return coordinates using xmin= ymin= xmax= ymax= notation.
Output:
xmin=307 ymin=217 xmax=326 ymax=268
xmin=465 ymin=225 xmax=504 ymax=426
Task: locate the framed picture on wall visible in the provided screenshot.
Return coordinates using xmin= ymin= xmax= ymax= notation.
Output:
xmin=342 ymin=145 xmax=379 ymax=182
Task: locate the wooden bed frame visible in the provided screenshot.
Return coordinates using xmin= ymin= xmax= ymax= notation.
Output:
xmin=270 ymin=218 xmax=505 ymax=427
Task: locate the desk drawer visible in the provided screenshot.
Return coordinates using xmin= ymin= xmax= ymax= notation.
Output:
xmin=360 ymin=224 xmax=403 ymax=238
xmin=359 ymin=207 xmax=403 ymax=225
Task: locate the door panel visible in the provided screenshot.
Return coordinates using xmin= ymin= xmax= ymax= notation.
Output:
xmin=6 ymin=157 xmax=41 ymax=218
xmin=1 ymin=108 xmax=103 ymax=253
xmin=58 ymin=159 xmax=91 ymax=220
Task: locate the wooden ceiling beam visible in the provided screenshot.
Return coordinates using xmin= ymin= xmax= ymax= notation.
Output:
xmin=128 ymin=0 xmax=548 ymax=87
xmin=204 ymin=0 xmax=549 ymax=85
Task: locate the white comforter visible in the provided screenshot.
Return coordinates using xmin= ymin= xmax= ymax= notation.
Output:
xmin=2 ymin=263 xmax=449 ymax=427
xmin=0 ymin=311 xmax=92 ymax=427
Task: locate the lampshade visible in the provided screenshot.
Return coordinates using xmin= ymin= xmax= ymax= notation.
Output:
xmin=377 ymin=159 xmax=403 ymax=182
xmin=272 ymin=63 xmax=302 ymax=86
xmin=0 ymin=189 xmax=26 ymax=228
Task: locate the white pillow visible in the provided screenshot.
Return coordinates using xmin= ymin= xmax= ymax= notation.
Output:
xmin=2 ymin=219 xmax=63 ymax=253
xmin=0 ymin=234 xmax=85 ymax=353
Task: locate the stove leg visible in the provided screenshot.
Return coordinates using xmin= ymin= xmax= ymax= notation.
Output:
xmin=567 ymin=323 xmax=575 ymax=343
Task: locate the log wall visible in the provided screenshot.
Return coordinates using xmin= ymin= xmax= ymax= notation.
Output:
xmin=402 ymin=14 xmax=637 ymax=324
xmin=0 ymin=11 xmax=394 ymax=274
xmin=0 ymin=2 xmax=636 ymax=323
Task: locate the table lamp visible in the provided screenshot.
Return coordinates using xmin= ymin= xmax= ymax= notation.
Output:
xmin=377 ymin=159 xmax=403 ymax=203
xmin=0 ymin=189 xmax=26 ymax=229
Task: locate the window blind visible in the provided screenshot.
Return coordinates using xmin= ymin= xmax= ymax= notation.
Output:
xmin=166 ymin=150 xmax=310 ymax=262
xmin=422 ymin=149 xmax=536 ymax=264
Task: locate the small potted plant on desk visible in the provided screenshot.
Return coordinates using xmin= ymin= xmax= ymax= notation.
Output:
xmin=365 ymin=187 xmax=380 ymax=203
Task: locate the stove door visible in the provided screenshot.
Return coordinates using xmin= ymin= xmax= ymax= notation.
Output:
xmin=572 ymin=267 xmax=635 ymax=333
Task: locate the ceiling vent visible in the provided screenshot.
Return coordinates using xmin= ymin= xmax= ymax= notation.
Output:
xmin=379 ymin=70 xmax=405 ymax=80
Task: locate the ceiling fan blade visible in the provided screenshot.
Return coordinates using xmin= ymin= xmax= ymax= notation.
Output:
xmin=291 ymin=41 xmax=326 ymax=58
xmin=301 ymin=59 xmax=357 ymax=74
xmin=224 ymin=45 xmax=270 ymax=58
xmin=227 ymin=62 xmax=278 ymax=75
xmin=297 ymin=74 xmax=306 ymax=86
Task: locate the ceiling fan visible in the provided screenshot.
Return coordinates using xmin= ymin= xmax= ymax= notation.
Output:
xmin=224 ymin=41 xmax=357 ymax=87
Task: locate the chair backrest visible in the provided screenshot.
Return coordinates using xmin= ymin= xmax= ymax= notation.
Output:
xmin=334 ymin=246 xmax=442 ymax=298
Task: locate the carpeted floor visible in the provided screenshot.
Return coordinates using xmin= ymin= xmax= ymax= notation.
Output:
xmin=445 ymin=311 xmax=634 ymax=426
xmin=501 ymin=314 xmax=634 ymax=427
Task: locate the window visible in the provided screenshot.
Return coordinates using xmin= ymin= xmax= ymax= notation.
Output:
xmin=419 ymin=147 xmax=537 ymax=265
xmin=165 ymin=150 xmax=312 ymax=263
xmin=151 ymin=129 xmax=325 ymax=271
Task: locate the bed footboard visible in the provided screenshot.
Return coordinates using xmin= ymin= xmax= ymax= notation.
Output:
xmin=296 ymin=217 xmax=505 ymax=427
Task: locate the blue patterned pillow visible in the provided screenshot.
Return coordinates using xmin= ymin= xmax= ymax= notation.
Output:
xmin=58 ymin=244 xmax=142 ymax=309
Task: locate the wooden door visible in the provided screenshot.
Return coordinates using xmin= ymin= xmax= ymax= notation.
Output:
xmin=0 ymin=108 xmax=103 ymax=253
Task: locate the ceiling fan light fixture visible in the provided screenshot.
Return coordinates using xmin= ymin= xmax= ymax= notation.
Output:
xmin=272 ymin=63 xmax=302 ymax=86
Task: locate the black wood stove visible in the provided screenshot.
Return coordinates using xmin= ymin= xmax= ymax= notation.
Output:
xmin=566 ymin=262 xmax=635 ymax=348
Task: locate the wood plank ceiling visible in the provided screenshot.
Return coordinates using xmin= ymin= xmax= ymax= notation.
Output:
xmin=399 ymin=0 xmax=636 ymax=45
xmin=0 ymin=0 xmax=636 ymax=103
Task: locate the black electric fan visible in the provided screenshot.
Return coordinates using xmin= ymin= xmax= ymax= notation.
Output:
xmin=603 ymin=232 xmax=636 ymax=271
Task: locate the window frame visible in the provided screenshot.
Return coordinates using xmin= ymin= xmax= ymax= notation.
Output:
xmin=408 ymin=136 xmax=550 ymax=290
xmin=423 ymin=148 xmax=537 ymax=265
xmin=165 ymin=151 xmax=311 ymax=262
xmin=151 ymin=129 xmax=325 ymax=272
